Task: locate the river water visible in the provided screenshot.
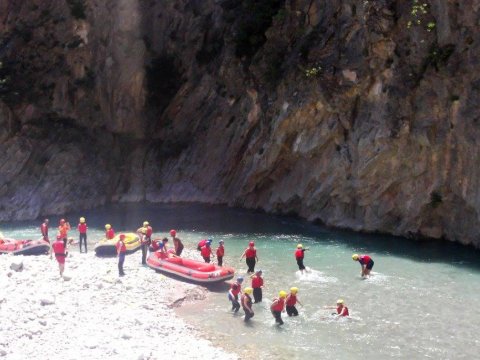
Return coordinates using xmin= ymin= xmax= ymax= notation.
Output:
xmin=1 ymin=203 xmax=479 ymax=359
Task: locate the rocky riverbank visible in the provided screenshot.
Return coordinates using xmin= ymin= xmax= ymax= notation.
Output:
xmin=0 ymin=252 xmax=237 ymax=359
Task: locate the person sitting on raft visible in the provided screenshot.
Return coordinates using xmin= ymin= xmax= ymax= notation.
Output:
xmin=352 ymin=254 xmax=374 ymax=278
xmin=324 ymin=299 xmax=349 ymax=317
xmin=216 ymin=240 xmax=225 ymax=266
xmin=240 ymin=241 xmax=259 ymax=274
xmin=250 ymin=270 xmax=264 ymax=303
xmin=286 ymin=287 xmax=303 ymax=316
xmin=270 ymin=290 xmax=287 ymax=325
xmin=105 ymin=224 xmax=115 ymax=239
xmin=170 ymin=229 xmax=184 ymax=256
xmin=295 ymin=244 xmax=309 ymax=273
xmin=228 ymin=277 xmax=243 ymax=313
xmin=200 ymin=241 xmax=214 ymax=263
xmin=241 ymin=287 xmax=254 ymax=322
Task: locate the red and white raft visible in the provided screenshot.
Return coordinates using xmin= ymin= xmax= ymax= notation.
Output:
xmin=0 ymin=238 xmax=50 ymax=256
xmin=147 ymin=252 xmax=235 ymax=284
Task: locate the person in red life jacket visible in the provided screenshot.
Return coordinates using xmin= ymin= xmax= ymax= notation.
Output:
xmin=77 ymin=217 xmax=88 ymax=253
xmin=116 ymin=234 xmax=127 ymax=276
xmin=295 ymin=244 xmax=310 ymax=273
xmin=352 ymin=254 xmax=374 ymax=278
xmin=52 ymin=235 xmax=67 ymax=276
xmin=228 ymin=277 xmax=244 ymax=313
xmin=240 ymin=241 xmax=259 ymax=273
xmin=241 ymin=287 xmax=255 ymax=322
xmin=197 ymin=238 xmax=209 ymax=251
xmin=144 ymin=221 xmax=153 ymax=244
xmin=324 ymin=299 xmax=350 ymax=317
xmin=170 ymin=229 xmax=184 ymax=256
xmin=201 ymin=241 xmax=214 ymax=263
xmin=40 ymin=219 xmax=49 ymax=243
xmin=286 ymin=287 xmax=303 ymax=316
xmin=137 ymin=224 xmax=148 ymax=265
xmin=105 ymin=224 xmax=115 ymax=240
xmin=58 ymin=219 xmax=71 ymax=248
xmin=270 ymin=290 xmax=287 ymax=325
xmin=250 ymin=269 xmax=264 ymax=303
xmin=216 ymin=240 xmax=225 ymax=266
xmin=150 ymin=238 xmax=161 ymax=252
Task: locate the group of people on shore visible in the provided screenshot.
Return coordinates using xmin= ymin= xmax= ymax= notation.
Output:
xmin=39 ymin=216 xmax=374 ymax=325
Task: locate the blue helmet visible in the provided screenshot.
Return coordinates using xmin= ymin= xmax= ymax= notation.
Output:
xmin=158 ymin=242 xmax=164 ymax=248
xmin=237 ymin=276 xmax=244 ymax=283
xmin=207 ymin=239 xmax=212 ymax=244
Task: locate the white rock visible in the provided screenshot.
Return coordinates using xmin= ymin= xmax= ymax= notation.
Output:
xmin=62 ymin=274 xmax=72 ymax=281
xmin=10 ymin=261 xmax=24 ymax=272
xmin=0 ymin=349 xmax=6 ymax=356
xmin=39 ymin=320 xmax=47 ymax=326
xmin=40 ymin=297 xmax=55 ymax=306
xmin=121 ymin=334 xmax=132 ymax=340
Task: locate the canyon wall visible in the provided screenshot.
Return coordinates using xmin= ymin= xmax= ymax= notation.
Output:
xmin=1 ymin=0 xmax=480 ymax=247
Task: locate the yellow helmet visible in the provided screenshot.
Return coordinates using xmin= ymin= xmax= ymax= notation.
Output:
xmin=279 ymin=290 xmax=287 ymax=298
xmin=337 ymin=299 xmax=344 ymax=304
xmin=290 ymin=287 xmax=298 ymax=294
xmin=143 ymin=221 xmax=149 ymax=226
xmin=297 ymin=244 xmax=303 ymax=249
xmin=244 ymin=287 xmax=253 ymax=295
xmin=79 ymin=217 xmax=85 ymax=223
xmin=105 ymin=224 xmax=111 ymax=230
xmin=352 ymin=254 xmax=359 ymax=261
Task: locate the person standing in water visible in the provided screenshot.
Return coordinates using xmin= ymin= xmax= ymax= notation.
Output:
xmin=200 ymin=241 xmax=214 ymax=263
xmin=240 ymin=241 xmax=259 ymax=273
xmin=228 ymin=277 xmax=243 ymax=313
xmin=40 ymin=219 xmax=49 ymax=243
xmin=270 ymin=291 xmax=287 ymax=325
xmin=324 ymin=299 xmax=349 ymax=317
xmin=116 ymin=234 xmax=127 ymax=277
xmin=241 ymin=287 xmax=254 ymax=322
xmin=250 ymin=270 xmax=264 ymax=303
xmin=77 ymin=217 xmax=88 ymax=253
xmin=295 ymin=244 xmax=309 ymax=273
xmin=52 ymin=235 xmax=67 ymax=277
xmin=170 ymin=230 xmax=184 ymax=256
xmin=352 ymin=254 xmax=374 ymax=278
xmin=285 ymin=287 xmax=303 ymax=316
xmin=105 ymin=224 xmax=115 ymax=239
xmin=58 ymin=219 xmax=71 ymax=248
xmin=216 ymin=240 xmax=225 ymax=266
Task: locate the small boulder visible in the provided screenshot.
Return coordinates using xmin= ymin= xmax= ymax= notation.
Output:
xmin=40 ymin=297 xmax=55 ymax=306
xmin=10 ymin=261 xmax=23 ymax=272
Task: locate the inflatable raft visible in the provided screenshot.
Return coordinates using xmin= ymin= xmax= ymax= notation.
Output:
xmin=147 ymin=252 xmax=235 ymax=284
xmin=94 ymin=232 xmax=141 ymax=257
xmin=0 ymin=238 xmax=50 ymax=256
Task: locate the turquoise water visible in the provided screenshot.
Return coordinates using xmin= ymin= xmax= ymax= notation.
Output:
xmin=1 ymin=203 xmax=480 ymax=359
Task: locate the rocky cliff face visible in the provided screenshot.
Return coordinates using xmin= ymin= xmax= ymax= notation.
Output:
xmin=1 ymin=0 xmax=480 ymax=247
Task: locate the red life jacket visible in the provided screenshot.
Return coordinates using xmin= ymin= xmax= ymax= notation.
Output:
xmin=201 ymin=245 xmax=211 ymax=257
xmin=78 ymin=223 xmax=87 ymax=233
xmin=198 ymin=239 xmax=207 ymax=248
xmin=251 ymin=276 xmax=263 ymax=288
xmin=337 ymin=305 xmax=349 ymax=316
xmin=116 ymin=240 xmax=126 ymax=253
xmin=52 ymin=240 xmax=65 ymax=255
xmin=295 ymin=249 xmax=304 ymax=259
xmin=151 ymin=240 xmax=160 ymax=251
xmin=106 ymin=229 xmax=115 ymax=239
xmin=216 ymin=245 xmax=224 ymax=257
xmin=271 ymin=298 xmax=285 ymax=312
xmin=245 ymin=248 xmax=256 ymax=258
xmin=146 ymin=226 xmax=153 ymax=237
xmin=58 ymin=225 xmax=68 ymax=238
xmin=360 ymin=255 xmax=371 ymax=264
xmin=286 ymin=294 xmax=297 ymax=306
xmin=230 ymin=283 xmax=241 ymax=296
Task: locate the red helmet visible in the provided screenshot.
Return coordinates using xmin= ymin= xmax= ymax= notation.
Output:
xmin=249 ymin=241 xmax=255 ymax=247
xmin=60 ymin=219 xmax=65 ymax=224
xmin=119 ymin=234 xmax=126 ymax=239
xmin=170 ymin=229 xmax=177 ymax=237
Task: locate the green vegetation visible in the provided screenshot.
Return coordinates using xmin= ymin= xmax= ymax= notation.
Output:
xmin=67 ymin=0 xmax=87 ymax=20
xmin=305 ymin=65 xmax=322 ymax=78
xmin=406 ymin=0 xmax=436 ymax=33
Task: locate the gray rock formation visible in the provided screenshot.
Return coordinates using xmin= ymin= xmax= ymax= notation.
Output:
xmin=1 ymin=1 xmax=479 ymax=247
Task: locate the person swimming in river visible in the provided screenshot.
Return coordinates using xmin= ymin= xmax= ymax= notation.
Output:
xmin=324 ymin=299 xmax=349 ymax=317
xmin=240 ymin=241 xmax=259 ymax=274
xmin=228 ymin=277 xmax=243 ymax=313
xmin=286 ymin=287 xmax=302 ymax=316
xmin=295 ymin=244 xmax=310 ymax=273
xmin=352 ymin=254 xmax=374 ymax=278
